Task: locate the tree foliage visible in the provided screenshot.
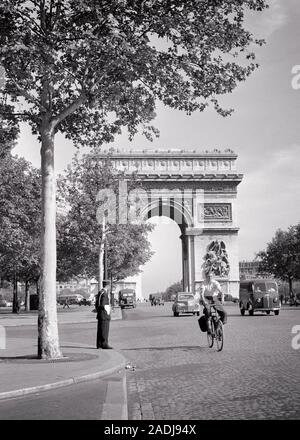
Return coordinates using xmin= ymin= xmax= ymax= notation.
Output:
xmin=0 ymin=0 xmax=267 ymax=145
xmin=0 ymin=154 xmax=41 ymax=310
xmin=258 ymin=224 xmax=300 ymax=295
xmin=164 ymin=280 xmax=182 ymax=301
xmin=57 ymin=154 xmax=153 ymax=282
xmin=106 ymin=223 xmax=153 ymax=281
xmin=0 ymin=102 xmax=20 ymax=159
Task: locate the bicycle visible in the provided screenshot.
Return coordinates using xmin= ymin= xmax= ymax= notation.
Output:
xmin=205 ymin=303 xmax=224 ymax=352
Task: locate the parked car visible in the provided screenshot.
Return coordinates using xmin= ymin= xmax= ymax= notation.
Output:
xmin=57 ymin=294 xmax=84 ymax=305
xmin=289 ymin=293 xmax=300 ymax=306
xmin=239 ymin=279 xmax=281 ymax=316
xmin=224 ymin=294 xmax=239 ymax=303
xmin=78 ymin=297 xmax=93 ymax=306
xmin=149 ymin=294 xmax=164 ymax=306
xmin=172 ymin=292 xmax=200 ymax=317
xmin=153 ymin=297 xmax=164 ymax=306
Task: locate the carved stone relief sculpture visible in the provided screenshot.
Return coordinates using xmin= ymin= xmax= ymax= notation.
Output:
xmin=203 ymin=240 xmax=230 ymax=277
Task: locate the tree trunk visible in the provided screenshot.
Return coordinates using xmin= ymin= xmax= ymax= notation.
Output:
xmin=288 ymin=276 xmax=294 ymax=298
xmin=38 ymin=128 xmax=62 ymax=359
xmin=25 ymin=280 xmax=29 ymax=312
xmin=12 ymin=270 xmax=18 ymax=314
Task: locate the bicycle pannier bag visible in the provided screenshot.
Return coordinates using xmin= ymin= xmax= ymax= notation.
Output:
xmin=198 ymin=315 xmax=207 ymax=332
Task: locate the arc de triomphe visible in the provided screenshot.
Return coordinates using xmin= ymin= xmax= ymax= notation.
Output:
xmin=97 ymin=149 xmax=243 ymax=298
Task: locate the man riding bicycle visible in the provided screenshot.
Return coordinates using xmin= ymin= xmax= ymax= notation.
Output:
xmin=195 ymin=271 xmax=227 ymax=332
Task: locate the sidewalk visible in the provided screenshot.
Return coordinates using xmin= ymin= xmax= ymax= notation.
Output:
xmin=0 ymin=305 xmax=122 ymax=327
xmin=0 ymin=307 xmax=128 ymax=419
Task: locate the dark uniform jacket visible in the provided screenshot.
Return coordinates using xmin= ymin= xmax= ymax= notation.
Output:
xmin=96 ymin=289 xmax=111 ymax=321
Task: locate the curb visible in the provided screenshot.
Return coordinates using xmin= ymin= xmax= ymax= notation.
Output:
xmin=0 ymin=355 xmax=126 ymax=401
xmin=101 ymin=372 xmax=128 ymax=420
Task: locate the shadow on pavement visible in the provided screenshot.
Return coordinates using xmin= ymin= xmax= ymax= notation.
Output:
xmin=121 ymin=345 xmax=205 ymax=352
xmin=60 ymin=345 xmax=96 ymax=350
xmin=0 ymin=354 xmax=38 ymax=360
xmin=0 ymin=352 xmax=97 ymax=363
xmin=226 ymin=314 xmax=277 ymax=318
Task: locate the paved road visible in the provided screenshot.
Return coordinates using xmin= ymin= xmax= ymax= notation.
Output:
xmin=1 ymin=302 xmax=300 ymax=420
xmin=0 ymin=378 xmax=108 ymax=420
xmin=118 ymin=302 xmax=300 ymax=420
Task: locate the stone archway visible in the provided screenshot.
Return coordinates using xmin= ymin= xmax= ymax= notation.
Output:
xmin=141 ymin=198 xmax=193 ymax=292
xmin=96 ymin=149 xmax=243 ymax=297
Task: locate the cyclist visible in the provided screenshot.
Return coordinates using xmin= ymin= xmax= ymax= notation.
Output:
xmin=195 ymin=271 xmax=227 ymax=332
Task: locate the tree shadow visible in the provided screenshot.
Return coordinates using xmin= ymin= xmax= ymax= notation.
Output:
xmin=0 ymin=352 xmax=96 ymax=363
xmin=226 ymin=313 xmax=274 ymax=318
xmin=60 ymin=345 xmax=96 ymax=350
xmin=0 ymin=310 xmax=37 ymax=316
xmin=122 ymin=345 xmax=205 ymax=352
xmin=0 ymin=354 xmax=38 ymax=361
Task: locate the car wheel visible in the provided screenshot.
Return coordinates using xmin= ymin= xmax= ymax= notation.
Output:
xmin=249 ymin=309 xmax=254 ymax=316
xmin=274 ymin=310 xmax=279 ymax=316
xmin=173 ymin=311 xmax=179 ymax=317
xmin=196 ymin=311 xmax=200 ymax=316
xmin=266 ymin=310 xmax=270 ymax=315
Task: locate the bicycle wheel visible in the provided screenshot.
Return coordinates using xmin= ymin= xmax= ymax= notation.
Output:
xmin=207 ymin=319 xmax=214 ymax=348
xmin=215 ymin=320 xmax=224 ymax=352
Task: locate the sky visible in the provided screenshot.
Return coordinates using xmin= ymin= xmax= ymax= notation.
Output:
xmin=14 ymin=0 xmax=300 ymax=295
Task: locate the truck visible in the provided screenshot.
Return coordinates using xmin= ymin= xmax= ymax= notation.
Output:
xmin=118 ymin=288 xmax=136 ymax=309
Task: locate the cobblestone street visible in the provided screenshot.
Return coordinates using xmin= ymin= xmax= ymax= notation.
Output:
xmin=112 ymin=303 xmax=300 ymax=420
xmin=2 ymin=302 xmax=300 ymax=420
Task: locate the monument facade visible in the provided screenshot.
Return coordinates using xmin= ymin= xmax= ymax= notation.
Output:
xmin=96 ymin=149 xmax=243 ymax=298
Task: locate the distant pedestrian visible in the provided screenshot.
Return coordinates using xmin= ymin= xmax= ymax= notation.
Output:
xmin=63 ymin=297 xmax=70 ymax=309
xmin=95 ymin=281 xmax=112 ymax=349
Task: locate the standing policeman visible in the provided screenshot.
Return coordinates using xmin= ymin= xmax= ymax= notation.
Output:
xmin=95 ymin=281 xmax=113 ymax=349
